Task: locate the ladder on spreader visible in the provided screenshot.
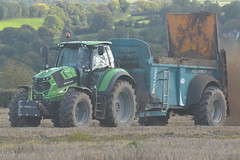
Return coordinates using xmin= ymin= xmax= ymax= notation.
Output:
xmin=160 ymin=70 xmax=170 ymax=112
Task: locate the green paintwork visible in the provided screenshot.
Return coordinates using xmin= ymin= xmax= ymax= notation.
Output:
xmin=28 ymin=86 xmax=33 ymax=101
xmin=34 ymin=66 xmax=70 ymax=78
xmin=61 ymin=67 xmax=77 ymax=80
xmin=33 ymin=66 xmax=78 ymax=101
xmin=98 ymin=68 xmax=128 ymax=92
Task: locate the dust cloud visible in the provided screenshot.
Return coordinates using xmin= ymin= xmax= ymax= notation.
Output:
xmin=221 ymin=39 xmax=240 ymax=126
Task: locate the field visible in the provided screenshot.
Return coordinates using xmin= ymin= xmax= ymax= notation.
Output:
xmin=0 ymin=18 xmax=44 ymax=31
xmin=127 ymin=0 xmax=138 ymax=3
xmin=1 ymin=108 xmax=240 ymax=160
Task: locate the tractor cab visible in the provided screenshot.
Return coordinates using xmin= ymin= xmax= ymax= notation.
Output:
xmin=56 ymin=41 xmax=115 ymax=72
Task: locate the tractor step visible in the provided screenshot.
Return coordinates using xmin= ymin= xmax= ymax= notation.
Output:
xmin=94 ymin=95 xmax=106 ymax=119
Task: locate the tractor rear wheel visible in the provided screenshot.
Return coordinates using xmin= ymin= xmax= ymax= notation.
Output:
xmin=100 ymin=80 xmax=136 ymax=127
xmin=193 ymin=86 xmax=227 ymax=126
xmin=8 ymin=91 xmax=41 ymax=127
xmin=51 ymin=117 xmax=61 ymax=127
xmin=138 ymin=116 xmax=169 ymax=126
xmin=59 ymin=90 xmax=92 ymax=127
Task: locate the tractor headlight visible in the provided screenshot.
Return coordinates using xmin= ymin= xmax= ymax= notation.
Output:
xmin=42 ymin=77 xmax=51 ymax=81
xmin=32 ymin=76 xmax=51 ymax=81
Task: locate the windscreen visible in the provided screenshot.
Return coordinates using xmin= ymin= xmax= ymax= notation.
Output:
xmin=56 ymin=47 xmax=90 ymax=69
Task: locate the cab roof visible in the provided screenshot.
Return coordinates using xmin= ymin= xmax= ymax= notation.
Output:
xmin=58 ymin=41 xmax=112 ymax=47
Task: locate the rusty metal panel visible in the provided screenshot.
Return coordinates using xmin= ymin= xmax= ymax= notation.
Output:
xmin=166 ymin=12 xmax=219 ymax=60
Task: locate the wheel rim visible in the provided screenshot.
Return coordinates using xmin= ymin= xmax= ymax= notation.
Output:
xmin=115 ymin=89 xmax=132 ymax=123
xmin=212 ymin=100 xmax=223 ymax=123
xmin=75 ymin=101 xmax=89 ymax=125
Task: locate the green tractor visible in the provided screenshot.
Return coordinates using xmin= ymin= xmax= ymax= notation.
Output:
xmin=8 ymin=40 xmax=136 ymax=127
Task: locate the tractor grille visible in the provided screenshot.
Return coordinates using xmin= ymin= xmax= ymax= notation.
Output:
xmin=33 ymin=80 xmax=51 ymax=92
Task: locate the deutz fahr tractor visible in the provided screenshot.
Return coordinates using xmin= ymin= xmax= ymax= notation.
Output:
xmin=9 ymin=12 xmax=228 ymax=127
xmin=8 ymin=40 xmax=137 ymax=127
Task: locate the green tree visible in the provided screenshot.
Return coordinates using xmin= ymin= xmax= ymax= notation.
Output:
xmin=90 ymin=11 xmax=113 ymax=32
xmin=29 ymin=5 xmax=39 ymax=17
xmin=43 ymin=15 xmax=65 ymax=37
xmin=0 ymin=4 xmax=7 ymax=20
xmin=160 ymin=4 xmax=181 ymax=17
xmin=20 ymin=2 xmax=30 ymax=17
xmin=0 ymin=60 xmax=36 ymax=89
xmin=141 ymin=1 xmax=160 ymax=12
xmin=108 ymin=0 xmax=120 ymax=12
xmin=5 ymin=2 xmax=22 ymax=18
xmin=119 ymin=0 xmax=130 ymax=12
xmin=37 ymin=26 xmax=54 ymax=45
xmin=1 ymin=27 xmax=18 ymax=44
xmin=203 ymin=2 xmax=220 ymax=13
xmin=34 ymin=3 xmax=49 ymax=17
xmin=17 ymin=28 xmax=38 ymax=44
xmin=48 ymin=5 xmax=67 ymax=22
xmin=0 ymin=46 xmax=17 ymax=57
xmin=180 ymin=1 xmax=202 ymax=13
xmin=222 ymin=1 xmax=240 ymax=22
xmin=172 ymin=0 xmax=191 ymax=6
xmin=150 ymin=43 xmax=168 ymax=59
xmin=70 ymin=15 xmax=80 ymax=25
xmin=13 ymin=41 xmax=31 ymax=54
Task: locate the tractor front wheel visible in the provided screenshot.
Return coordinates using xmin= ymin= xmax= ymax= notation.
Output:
xmin=8 ymin=91 xmax=41 ymax=127
xmin=59 ymin=90 xmax=93 ymax=127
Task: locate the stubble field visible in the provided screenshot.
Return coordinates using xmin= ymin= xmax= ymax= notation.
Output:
xmin=1 ymin=108 xmax=240 ymax=160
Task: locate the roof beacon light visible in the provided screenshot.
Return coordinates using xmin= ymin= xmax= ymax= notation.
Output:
xmin=66 ymin=33 xmax=71 ymax=39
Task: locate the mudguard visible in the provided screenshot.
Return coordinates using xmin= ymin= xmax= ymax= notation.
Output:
xmin=68 ymin=86 xmax=93 ymax=101
xmin=98 ymin=69 xmax=135 ymax=95
xmin=186 ymin=75 xmax=221 ymax=106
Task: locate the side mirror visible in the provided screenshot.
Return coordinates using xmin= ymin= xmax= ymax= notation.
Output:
xmin=40 ymin=44 xmax=49 ymax=70
xmin=98 ymin=46 xmax=104 ymax=55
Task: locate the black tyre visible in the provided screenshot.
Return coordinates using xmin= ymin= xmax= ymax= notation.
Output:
xmin=51 ymin=118 xmax=61 ymax=127
xmin=51 ymin=109 xmax=60 ymax=127
xmin=138 ymin=116 xmax=169 ymax=126
xmin=100 ymin=80 xmax=136 ymax=127
xmin=59 ymin=90 xmax=93 ymax=127
xmin=193 ymin=86 xmax=227 ymax=126
xmin=50 ymin=102 xmax=61 ymax=127
xmin=8 ymin=91 xmax=41 ymax=127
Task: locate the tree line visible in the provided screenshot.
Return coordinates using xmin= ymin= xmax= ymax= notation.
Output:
xmin=0 ymin=0 xmax=240 ymax=89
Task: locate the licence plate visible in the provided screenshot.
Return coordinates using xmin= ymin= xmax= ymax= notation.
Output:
xmin=18 ymin=100 xmax=41 ymax=117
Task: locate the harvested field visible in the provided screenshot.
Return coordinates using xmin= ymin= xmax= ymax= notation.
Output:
xmin=0 ymin=108 xmax=240 ymax=160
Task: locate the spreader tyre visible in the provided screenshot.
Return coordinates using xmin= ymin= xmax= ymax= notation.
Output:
xmin=193 ymin=86 xmax=227 ymax=126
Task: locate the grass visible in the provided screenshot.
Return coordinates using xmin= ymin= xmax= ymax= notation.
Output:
xmin=1 ymin=108 xmax=240 ymax=160
xmin=0 ymin=18 xmax=44 ymax=31
xmin=196 ymin=0 xmax=232 ymax=6
xmin=219 ymin=1 xmax=231 ymax=6
xmin=127 ymin=0 xmax=138 ymax=3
